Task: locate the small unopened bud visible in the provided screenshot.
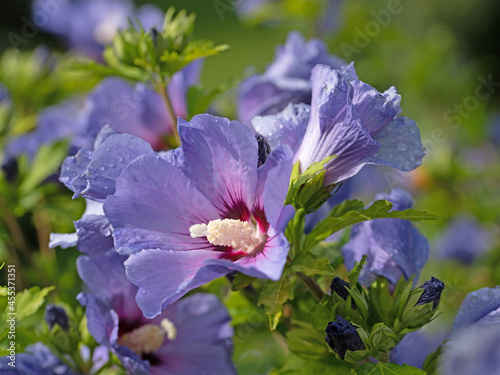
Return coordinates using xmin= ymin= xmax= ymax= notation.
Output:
xmin=255 ymin=134 xmax=271 ymax=167
xmin=325 ymin=316 xmax=365 ymax=360
xmin=415 ymin=277 xmax=445 ymax=309
xmin=44 ymin=304 xmax=69 ymax=331
xmin=397 ymin=277 xmax=445 ymax=331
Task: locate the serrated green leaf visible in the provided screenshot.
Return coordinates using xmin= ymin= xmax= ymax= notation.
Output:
xmin=286 ymin=322 xmax=329 ymax=360
xmin=304 ymin=200 xmax=438 ymax=251
xmin=355 ymin=363 xmax=426 ymax=375
xmin=19 ymin=141 xmax=68 ymax=195
xmin=288 ymin=252 xmax=335 ymax=277
xmin=257 ymin=277 xmax=294 ymax=330
xmin=231 ymin=273 xmax=258 ymax=292
xmin=15 ymin=286 xmax=55 ymax=321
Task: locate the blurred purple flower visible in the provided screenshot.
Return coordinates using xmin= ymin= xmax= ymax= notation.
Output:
xmin=434 ymin=215 xmax=492 ymax=264
xmin=440 ymin=324 xmax=500 ymax=375
xmin=452 ymin=286 xmax=500 ymax=332
xmin=77 ymin=248 xmax=236 ymax=375
xmin=342 ymin=189 xmax=429 ymax=287
xmin=0 ymin=83 xmax=9 ymax=104
xmin=32 ymin=0 xmax=164 ymax=60
xmin=238 ymin=31 xmax=345 ymax=124
xmin=0 ymin=342 xmax=76 ymax=375
xmin=4 ymin=61 xmax=201 ymax=163
xmin=98 ymin=114 xmax=294 ymax=317
xmin=391 ymin=330 xmax=447 ymax=369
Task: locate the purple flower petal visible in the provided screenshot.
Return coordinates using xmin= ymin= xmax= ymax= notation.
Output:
xmin=441 ymin=324 xmax=500 ymax=375
xmin=251 ymin=103 xmax=310 ymax=152
xmin=125 ymin=249 xmax=227 ymax=318
xmin=369 ymin=117 xmax=425 ymax=172
xmin=81 ymin=134 xmax=154 ymax=201
xmin=297 ymin=65 xmax=380 ymax=184
xmin=351 ymin=81 xmax=401 ymax=135
xmin=104 ymin=154 xmax=220 ymax=255
xmin=453 ymin=286 xmax=500 ymax=332
xmin=342 ymin=189 xmax=429 ymax=287
xmin=206 ymin=232 xmax=289 ymax=281
xmin=178 ymin=114 xmax=259 ymax=218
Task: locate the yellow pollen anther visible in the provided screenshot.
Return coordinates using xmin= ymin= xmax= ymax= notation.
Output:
xmin=117 ymin=319 xmax=178 ymax=356
xmin=117 ymin=324 xmax=165 ymax=355
xmin=190 ymin=219 xmax=265 ymax=253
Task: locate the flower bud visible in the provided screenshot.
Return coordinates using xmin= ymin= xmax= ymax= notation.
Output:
xmin=325 ymin=316 xmax=365 ymax=360
xmin=44 ymin=304 xmax=69 ymax=331
xmin=397 ymin=277 xmax=445 ymax=331
xmin=415 ymin=277 xmax=445 ymax=309
xmin=330 ymin=277 xmax=356 ymax=310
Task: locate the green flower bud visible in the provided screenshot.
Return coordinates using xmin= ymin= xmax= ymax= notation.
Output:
xmin=397 ymin=277 xmax=445 ymax=331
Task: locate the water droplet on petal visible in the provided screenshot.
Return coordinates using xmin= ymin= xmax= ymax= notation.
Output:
xmin=397 ymin=142 xmax=408 ymax=152
xmin=141 ymin=290 xmax=147 ymax=295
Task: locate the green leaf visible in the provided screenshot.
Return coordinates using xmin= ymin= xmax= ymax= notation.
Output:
xmin=310 ymin=295 xmax=335 ymax=331
xmin=288 ymin=252 xmax=335 ymax=277
xmin=19 ymin=141 xmax=68 ymax=195
xmin=0 ymin=286 xmax=55 ymax=342
xmin=422 ymin=342 xmax=446 ymax=375
xmin=231 ymin=273 xmax=258 ymax=292
xmin=348 ymin=255 xmax=367 ymax=284
xmin=286 ymin=322 xmax=329 ymax=360
xmin=15 ymin=286 xmax=55 ymax=321
xmin=355 ymin=363 xmax=426 ymax=375
xmin=271 ymin=353 xmax=351 ymax=375
xmin=285 ymin=156 xmax=336 ymax=210
xmin=257 ymin=276 xmax=294 ymax=330
xmin=304 ymin=200 xmax=438 ymax=251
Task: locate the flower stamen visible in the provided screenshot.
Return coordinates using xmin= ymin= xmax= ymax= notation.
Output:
xmin=190 ymin=219 xmax=265 ymax=254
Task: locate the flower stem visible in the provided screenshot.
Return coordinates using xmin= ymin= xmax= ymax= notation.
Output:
xmin=296 ymin=271 xmax=325 ymax=302
xmin=291 ymin=209 xmax=305 ymax=256
xmin=158 ymin=80 xmax=181 ymax=147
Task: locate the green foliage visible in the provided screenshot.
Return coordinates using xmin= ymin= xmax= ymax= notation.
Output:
xmin=17 ymin=141 xmax=68 ymax=196
xmin=304 ymin=200 xmax=438 ymax=251
xmin=288 ymin=252 xmax=335 ymax=277
xmin=257 ymin=274 xmax=294 ymax=330
xmin=422 ymin=342 xmax=446 ymax=375
xmin=285 ymin=157 xmax=336 ymax=213
xmin=354 ymin=363 xmax=427 ymax=375
xmin=258 ymin=251 xmax=335 ymax=330
xmin=80 ymin=8 xmax=228 ymax=89
xmin=286 ymin=321 xmax=329 ymax=360
xmin=0 ymin=286 xmax=55 ymax=352
xmin=231 ymin=273 xmax=258 ymax=292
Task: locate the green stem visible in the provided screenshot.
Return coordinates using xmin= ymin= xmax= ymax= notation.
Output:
xmin=296 ymin=271 xmax=325 ymax=302
xmin=291 ymin=209 xmax=305 ymax=256
xmin=158 ymin=79 xmax=181 ymax=147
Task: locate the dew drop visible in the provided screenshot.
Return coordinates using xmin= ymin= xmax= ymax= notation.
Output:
xmin=141 ymin=290 xmax=147 ymax=295
xmin=397 ymin=142 xmax=408 ymax=152
xmin=99 ymin=166 xmax=105 ymax=171
xmin=107 ymin=162 xmax=114 ymax=168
